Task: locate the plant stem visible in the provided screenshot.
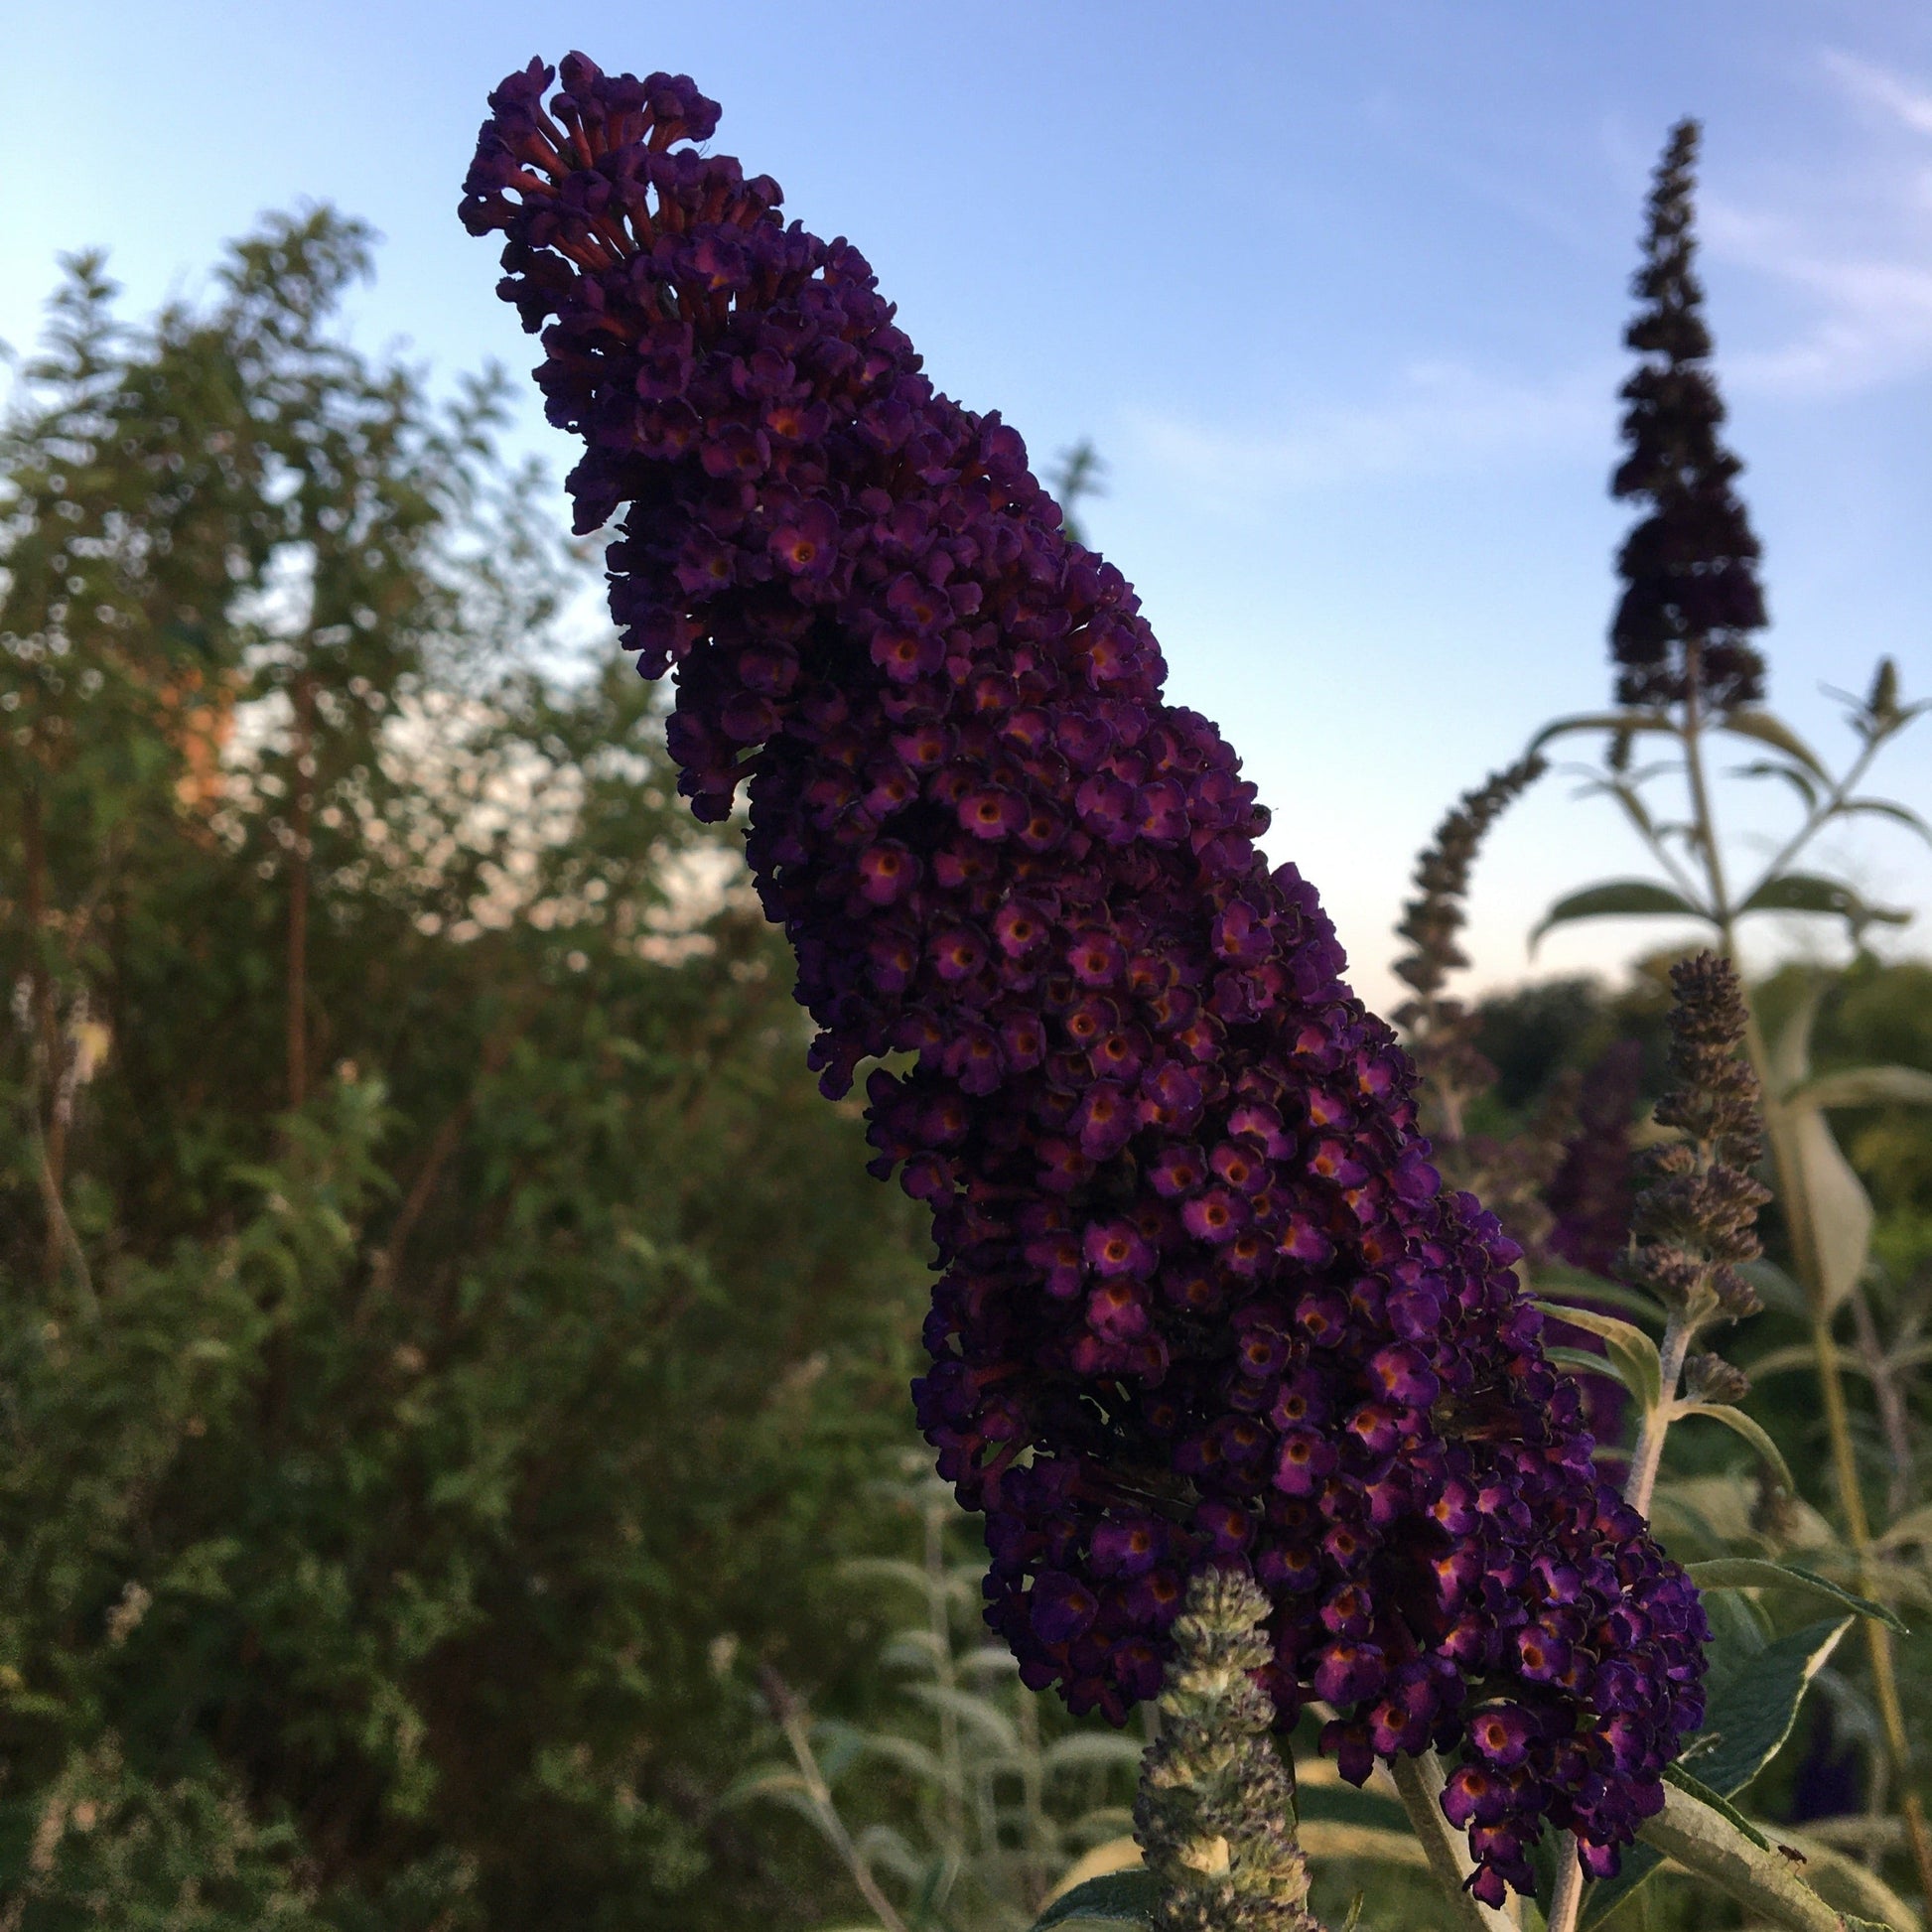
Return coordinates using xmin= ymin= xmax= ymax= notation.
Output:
xmin=924 ymin=1495 xmax=967 ymax=1855
xmin=1668 ymin=645 xmax=1932 ymax=1909
xmin=1549 ymin=1310 xmax=1695 ymax=1932
xmin=20 ymin=781 xmax=69 ymax=1289
xmin=1848 ymin=1282 xmax=1916 ymax=1524
xmin=1624 ymin=1313 xmax=1694 ymax=1520
xmin=1545 ymin=1838 xmax=1584 ymax=1932
xmin=1678 ymin=653 xmax=1732 ymax=926
xmin=759 ymin=1667 xmax=910 ymax=1932
xmin=1388 ymin=1750 xmax=1515 ymax=1932
xmin=286 ymin=667 xmax=315 ymax=1114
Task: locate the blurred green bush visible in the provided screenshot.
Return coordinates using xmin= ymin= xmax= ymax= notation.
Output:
xmin=0 ymin=210 xmax=933 ymax=1930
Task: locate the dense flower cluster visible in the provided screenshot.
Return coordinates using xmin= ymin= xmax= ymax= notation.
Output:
xmin=462 ymin=55 xmax=1707 ymax=1902
xmin=1390 ymin=754 xmax=1546 ymax=1130
xmin=1135 ymin=1568 xmax=1316 ymax=1932
xmin=1611 ymin=118 xmax=1768 ymax=714
xmin=1629 ymin=952 xmax=1768 ymax=1322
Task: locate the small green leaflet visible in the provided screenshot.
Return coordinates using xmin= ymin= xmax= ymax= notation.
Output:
xmin=1788 ymin=1064 xmax=1932 ymax=1111
xmin=1662 ymin=1763 xmax=1769 ymax=1849
xmin=1532 ymin=1302 xmax=1663 ymax=1409
xmin=1738 ymin=872 xmax=1910 ymax=930
xmin=1718 ymin=710 xmax=1832 ymax=781
xmin=1526 ymin=707 xmax=1677 ymax=755
xmin=1687 ymin=1558 xmax=1906 ymax=1634
xmin=1676 ymin=1402 xmax=1796 ymax=1496
xmin=1529 ymin=879 xmax=1709 ymax=952
xmin=1030 ymin=1869 xmax=1159 ymax=1928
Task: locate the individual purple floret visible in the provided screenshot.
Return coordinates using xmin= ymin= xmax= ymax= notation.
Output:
xmin=462 ymin=55 xmax=1707 ymax=1903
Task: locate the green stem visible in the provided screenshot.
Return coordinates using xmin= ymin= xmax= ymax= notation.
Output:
xmin=1549 ymin=1315 xmax=1697 ymax=1932
xmin=1624 ymin=1315 xmax=1694 ymax=1520
xmin=1678 ymin=653 xmax=1732 ymax=925
xmin=1733 ymin=732 xmax=1881 ymax=913
xmin=1388 ymin=1751 xmax=1516 ymax=1932
xmin=1666 ymin=645 xmax=1932 ymax=1909
xmin=924 ymin=1498 xmax=967 ymax=1855
xmin=760 ymin=1667 xmax=909 ymax=1932
xmin=1544 ymin=1839 xmax=1584 ymax=1932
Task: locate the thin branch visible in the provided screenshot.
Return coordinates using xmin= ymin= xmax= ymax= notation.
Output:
xmin=285 ymin=666 xmax=316 ymax=1115
xmin=758 ymin=1668 xmax=909 ymax=1932
xmin=1848 ymin=1282 xmax=1916 ymax=1526
xmin=1732 ymin=730 xmax=1881 ymax=914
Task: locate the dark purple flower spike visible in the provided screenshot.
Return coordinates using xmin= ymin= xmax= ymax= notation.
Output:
xmin=463 ymin=55 xmax=1707 ymax=1901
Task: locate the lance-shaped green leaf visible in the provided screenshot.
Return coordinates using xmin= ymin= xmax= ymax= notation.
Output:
xmin=1295 ymin=1779 xmax=1414 ymax=1839
xmin=1718 ymin=710 xmax=1833 ymax=782
xmin=1546 ymin=1345 xmax=1646 ymax=1399
xmin=1039 ymin=1732 xmax=1148 ymax=1776
xmin=1031 ymin=1869 xmax=1159 ymax=1928
xmin=1765 ymin=992 xmax=1874 ymax=1317
xmin=1690 ymin=1616 xmax=1851 ymax=1795
xmin=1582 ymin=1619 xmax=1852 ymax=1926
xmin=1634 ymin=1778 xmax=1844 ymax=1932
xmin=1526 ymin=707 xmax=1677 ymax=755
xmin=1661 ymin=1763 xmax=1769 ymax=1848
xmin=1778 ymin=1106 xmax=1874 ymax=1317
xmin=1732 ymin=758 xmax=1820 ymax=811
xmin=1687 ymin=1558 xmax=1907 ymax=1633
xmin=1739 ymin=872 xmax=1911 ymax=930
xmin=1529 ymin=880 xmax=1709 ymax=952
xmin=1677 ymin=1402 xmax=1797 ymax=1497
xmin=1299 ymin=1821 xmax=1432 ymax=1869
xmin=1832 ymin=795 xmax=1932 ymax=849
xmin=1534 ymin=1302 xmax=1663 ymax=1409
xmin=1787 ymin=1064 xmax=1932 ymax=1111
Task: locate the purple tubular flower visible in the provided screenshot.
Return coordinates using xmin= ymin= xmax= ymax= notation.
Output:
xmin=463 ymin=55 xmax=1707 ymax=1901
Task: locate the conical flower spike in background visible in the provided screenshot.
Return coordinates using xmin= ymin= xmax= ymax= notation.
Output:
xmin=1609 ymin=118 xmax=1768 ymax=714
xmin=462 ymin=54 xmax=1708 ymax=1905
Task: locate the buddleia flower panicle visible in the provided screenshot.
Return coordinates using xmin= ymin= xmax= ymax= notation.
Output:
xmin=1391 ymin=754 xmax=1545 ymax=1133
xmin=1134 ymin=1567 xmax=1316 ymax=1932
xmin=1628 ymin=951 xmax=1769 ymax=1324
xmin=463 ymin=56 xmax=1708 ymax=1905
xmin=1610 ymin=119 xmax=1768 ymax=714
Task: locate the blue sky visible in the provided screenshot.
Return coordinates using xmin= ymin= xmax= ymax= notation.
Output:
xmin=5 ymin=2 xmax=1930 ymax=1014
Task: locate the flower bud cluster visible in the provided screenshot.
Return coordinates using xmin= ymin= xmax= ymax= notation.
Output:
xmin=1629 ymin=952 xmax=1769 ymax=1322
xmin=1134 ymin=1567 xmax=1316 ymax=1931
xmin=463 ymin=55 xmax=1707 ymax=1904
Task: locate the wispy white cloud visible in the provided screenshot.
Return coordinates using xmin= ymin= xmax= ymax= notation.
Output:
xmin=1127 ymin=47 xmax=1932 ymax=496
xmin=1701 ymin=48 xmax=1932 ymax=397
xmin=1823 ymin=48 xmax=1932 ymax=138
xmin=1125 ymin=358 xmax=1612 ymax=500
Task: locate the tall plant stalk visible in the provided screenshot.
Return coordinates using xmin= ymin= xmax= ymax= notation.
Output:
xmin=1551 ymin=678 xmax=1932 ymax=1912
xmin=285 ymin=665 xmax=316 ymax=1115
xmin=1682 ymin=663 xmax=1932 ymax=1902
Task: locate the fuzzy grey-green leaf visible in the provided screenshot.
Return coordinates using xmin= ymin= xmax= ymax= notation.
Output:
xmin=1529 ymin=879 xmax=1708 ymax=951
xmin=1718 ymin=710 xmax=1832 ymax=781
xmin=1032 ymin=1868 xmax=1161 ymax=1927
xmin=1787 ymin=1064 xmax=1932 ymax=1111
xmin=1677 ymin=1402 xmax=1796 ymax=1496
xmin=1687 ymin=1559 xmax=1907 ymax=1633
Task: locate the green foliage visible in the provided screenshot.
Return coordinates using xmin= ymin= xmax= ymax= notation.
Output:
xmin=724 ymin=1471 xmax=1142 ymax=1931
xmin=1 ymin=216 xmax=931 ymax=1929
xmin=1030 ymin=1870 xmax=1158 ymax=1928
